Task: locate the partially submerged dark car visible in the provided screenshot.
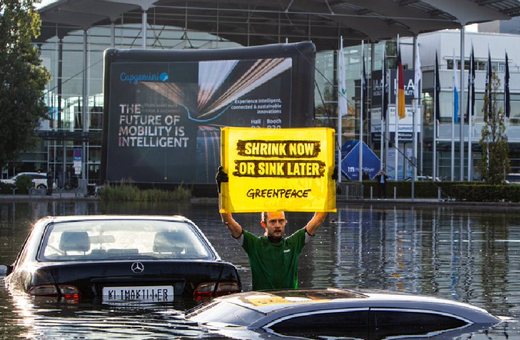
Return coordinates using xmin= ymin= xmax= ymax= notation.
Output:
xmin=1 ymin=215 xmax=241 ymax=308
xmin=186 ymin=288 xmax=501 ymax=340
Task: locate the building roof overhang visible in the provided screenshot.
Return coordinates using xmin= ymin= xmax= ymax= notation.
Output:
xmin=36 ymin=0 xmax=520 ymax=50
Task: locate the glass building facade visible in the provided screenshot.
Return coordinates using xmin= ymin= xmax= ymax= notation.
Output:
xmin=9 ymin=14 xmax=519 ymax=186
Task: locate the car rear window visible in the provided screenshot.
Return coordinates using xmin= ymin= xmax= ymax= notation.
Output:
xmin=38 ymin=220 xmax=212 ymax=261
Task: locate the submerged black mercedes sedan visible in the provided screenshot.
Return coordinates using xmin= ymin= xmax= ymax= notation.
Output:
xmin=186 ymin=288 xmax=501 ymax=340
xmin=1 ymin=215 xmax=241 ymax=308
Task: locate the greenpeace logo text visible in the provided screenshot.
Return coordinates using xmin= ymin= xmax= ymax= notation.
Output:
xmin=120 ymin=72 xmax=169 ymax=84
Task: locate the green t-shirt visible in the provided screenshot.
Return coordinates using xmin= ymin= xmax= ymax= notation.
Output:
xmin=242 ymin=228 xmax=307 ymax=291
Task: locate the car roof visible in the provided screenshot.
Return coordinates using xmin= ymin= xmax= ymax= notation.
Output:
xmin=37 ymin=215 xmax=193 ymax=224
xmin=190 ymin=288 xmax=499 ymax=327
xmin=33 ymin=214 xmax=202 ymax=237
xmin=15 ymin=172 xmax=46 ymax=176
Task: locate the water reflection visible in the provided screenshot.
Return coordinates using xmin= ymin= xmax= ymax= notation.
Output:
xmin=3 ymin=284 xmax=201 ymax=339
xmin=1 ymin=200 xmax=519 ymax=339
xmin=299 ymin=207 xmax=520 ymax=318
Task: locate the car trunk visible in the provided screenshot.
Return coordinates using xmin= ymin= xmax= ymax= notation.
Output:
xmin=28 ymin=260 xmax=240 ymax=306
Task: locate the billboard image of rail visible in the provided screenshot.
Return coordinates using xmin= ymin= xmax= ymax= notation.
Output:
xmin=101 ymin=42 xmax=316 ymax=185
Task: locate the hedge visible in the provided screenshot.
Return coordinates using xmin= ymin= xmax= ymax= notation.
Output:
xmin=360 ymin=181 xmax=520 ymax=202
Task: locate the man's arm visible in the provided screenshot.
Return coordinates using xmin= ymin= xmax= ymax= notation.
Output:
xmin=304 ymin=212 xmax=328 ymax=236
xmin=216 ymin=166 xmax=242 ymax=239
xmin=219 ymin=194 xmax=243 ymax=239
xmin=304 ymin=167 xmax=334 ymax=236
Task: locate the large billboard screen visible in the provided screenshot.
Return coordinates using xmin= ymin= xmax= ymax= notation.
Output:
xmin=101 ymin=42 xmax=316 ymax=185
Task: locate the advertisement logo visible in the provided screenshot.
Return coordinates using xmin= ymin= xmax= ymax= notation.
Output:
xmin=120 ymin=72 xmax=169 ymax=84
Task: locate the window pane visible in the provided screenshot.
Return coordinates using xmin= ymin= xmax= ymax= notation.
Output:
xmin=270 ymin=310 xmax=369 ymax=338
xmin=371 ymin=310 xmax=468 ymax=338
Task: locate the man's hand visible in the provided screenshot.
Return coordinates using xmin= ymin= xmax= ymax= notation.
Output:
xmin=215 ymin=166 xmax=229 ymax=193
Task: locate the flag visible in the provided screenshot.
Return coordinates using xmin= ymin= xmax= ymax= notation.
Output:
xmin=434 ymin=52 xmax=440 ymax=122
xmin=382 ymin=51 xmax=388 ymax=120
xmin=414 ymin=41 xmax=421 ymax=100
xmin=397 ymin=47 xmax=405 ymax=119
xmin=338 ymin=39 xmax=348 ymax=117
xmin=453 ymin=53 xmax=459 ymax=124
xmin=466 ymin=46 xmax=475 ymax=121
xmin=485 ymin=49 xmax=492 ymax=122
xmin=505 ymin=52 xmax=510 ymax=118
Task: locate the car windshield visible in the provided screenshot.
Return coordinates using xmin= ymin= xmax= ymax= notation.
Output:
xmin=38 ymin=219 xmax=212 ymax=261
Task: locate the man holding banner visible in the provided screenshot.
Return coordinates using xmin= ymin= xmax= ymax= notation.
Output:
xmin=216 ymin=166 xmax=330 ymax=291
xmin=216 ymin=127 xmax=337 ymax=290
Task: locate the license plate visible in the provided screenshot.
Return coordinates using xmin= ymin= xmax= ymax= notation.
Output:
xmin=102 ymin=285 xmax=174 ymax=303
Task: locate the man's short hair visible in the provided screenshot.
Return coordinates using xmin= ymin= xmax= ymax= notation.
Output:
xmin=261 ymin=211 xmax=285 ymax=223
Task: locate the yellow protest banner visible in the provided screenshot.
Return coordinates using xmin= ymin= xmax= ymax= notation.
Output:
xmin=220 ymin=127 xmax=336 ymax=213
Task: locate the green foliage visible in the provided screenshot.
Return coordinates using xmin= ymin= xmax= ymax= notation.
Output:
xmin=97 ymin=183 xmax=192 ymax=202
xmin=0 ymin=182 xmax=15 ymax=194
xmin=14 ymin=175 xmax=33 ymax=194
xmin=360 ymin=181 xmax=520 ymax=202
xmin=478 ymin=73 xmax=510 ymax=184
xmin=451 ymin=183 xmax=520 ymax=202
xmin=0 ymin=0 xmax=51 ymax=169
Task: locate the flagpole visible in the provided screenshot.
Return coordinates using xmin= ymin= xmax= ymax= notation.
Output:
xmin=459 ymin=27 xmax=465 ymax=181
xmin=381 ymin=51 xmax=386 ymax=172
xmin=385 ymin=51 xmax=390 ymax=174
xmin=467 ymin=46 xmax=474 ymax=182
xmin=338 ymin=38 xmax=343 ymax=184
xmin=395 ymin=35 xmax=400 ymax=181
xmin=434 ymin=115 xmax=438 ymax=180
xmin=394 ymin=35 xmax=406 ymax=181
xmin=505 ymin=51 xmax=511 ymax=120
xmin=385 ymin=52 xmax=390 ymax=174
xmin=485 ymin=48 xmax=491 ymax=171
xmin=337 ymin=37 xmax=346 ymax=184
xmin=359 ymin=41 xmax=364 ymax=182
xmin=395 ymin=81 xmax=399 ymax=181
xmin=468 ymin=98 xmax=473 ymax=181
xmin=380 ymin=61 xmax=384 ymax=172
xmin=451 ymin=49 xmax=456 ymax=182
xmin=433 ymin=52 xmax=438 ymax=181
xmin=412 ymin=36 xmax=420 ymax=199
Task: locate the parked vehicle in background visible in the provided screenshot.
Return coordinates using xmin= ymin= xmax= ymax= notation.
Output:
xmin=405 ymin=175 xmax=441 ymax=182
xmin=505 ymin=173 xmax=520 ymax=184
xmin=186 ymin=288 xmax=501 ymax=340
xmin=1 ymin=215 xmax=241 ymax=309
xmin=0 ymin=172 xmax=53 ymax=189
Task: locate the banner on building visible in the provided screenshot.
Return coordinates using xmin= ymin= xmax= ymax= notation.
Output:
xmin=220 ymin=127 xmax=336 ymax=213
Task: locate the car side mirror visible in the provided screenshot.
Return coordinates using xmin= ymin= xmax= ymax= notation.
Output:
xmin=0 ymin=264 xmax=13 ymax=276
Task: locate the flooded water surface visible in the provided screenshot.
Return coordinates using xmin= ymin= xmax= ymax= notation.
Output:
xmin=0 ymin=200 xmax=519 ymax=339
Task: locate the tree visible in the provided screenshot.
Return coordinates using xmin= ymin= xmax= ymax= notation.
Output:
xmin=478 ymin=73 xmax=510 ymax=184
xmin=0 ymin=0 xmax=50 ymax=170
xmin=315 ymin=85 xmax=335 ymax=128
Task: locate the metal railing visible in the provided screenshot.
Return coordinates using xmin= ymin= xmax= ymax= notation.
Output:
xmin=338 ymin=182 xmax=364 ymax=199
xmin=28 ymin=188 xmax=46 ymax=196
